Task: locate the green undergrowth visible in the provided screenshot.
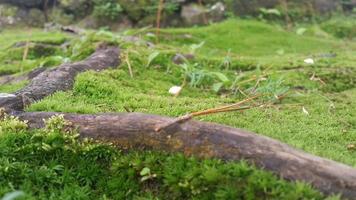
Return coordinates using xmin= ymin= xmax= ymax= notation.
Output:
xmin=0 ymin=29 xmax=67 ymax=51
xmin=0 ymin=80 xmax=28 ymax=93
xmin=156 ymin=19 xmax=356 ymax=69
xmin=0 ymin=115 xmax=334 ymax=199
xmin=0 ymin=29 xmax=69 ymax=76
xmin=320 ymin=16 xmax=356 ymax=39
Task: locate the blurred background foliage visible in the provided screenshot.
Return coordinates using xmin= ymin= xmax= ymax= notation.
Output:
xmin=0 ymin=0 xmax=355 ymax=35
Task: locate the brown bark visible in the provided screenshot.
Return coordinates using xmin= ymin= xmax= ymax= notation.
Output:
xmin=8 ymin=111 xmax=356 ymax=199
xmin=0 ymin=46 xmax=120 ymax=111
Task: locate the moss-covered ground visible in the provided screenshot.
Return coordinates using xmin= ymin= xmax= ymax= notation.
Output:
xmin=1 ymin=19 xmax=355 ymax=199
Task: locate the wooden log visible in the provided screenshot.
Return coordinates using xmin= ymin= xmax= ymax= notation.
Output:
xmin=0 ymin=46 xmax=120 ymax=111
xmin=10 ymin=111 xmax=356 ymax=199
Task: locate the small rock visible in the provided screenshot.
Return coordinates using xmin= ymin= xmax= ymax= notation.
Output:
xmin=172 ymin=53 xmax=195 ymax=65
xmin=208 ymin=2 xmax=226 ymax=22
xmin=318 ymin=53 xmax=337 ymax=58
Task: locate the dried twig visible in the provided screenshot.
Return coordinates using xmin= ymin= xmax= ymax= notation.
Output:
xmin=125 ymin=52 xmax=134 ymax=78
xmin=310 ymin=72 xmax=326 ymax=85
xmin=174 ymin=76 xmax=187 ymax=98
xmin=155 ymin=95 xmax=261 ymax=132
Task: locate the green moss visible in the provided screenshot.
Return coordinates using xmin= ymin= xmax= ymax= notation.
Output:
xmin=0 ymin=80 xmax=28 ymax=93
xmin=0 ymin=29 xmax=68 ymax=51
xmin=0 ymin=29 xmax=69 ymax=76
xmin=157 ymin=19 xmax=356 ymax=69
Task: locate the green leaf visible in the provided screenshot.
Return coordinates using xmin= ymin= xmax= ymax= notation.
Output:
xmin=140 ymin=167 xmax=151 ymax=176
xmin=296 ymin=27 xmax=307 ymax=35
xmin=190 ymin=41 xmax=205 ymax=53
xmin=52 ymin=165 xmax=64 ymax=172
xmin=146 ymin=51 xmax=160 ymax=67
xmin=212 ymin=82 xmax=224 ymax=93
xmin=42 ymin=143 xmax=52 ymax=151
xmin=211 ymin=72 xmax=230 ymax=84
xmin=260 ymin=8 xmax=281 ymax=16
xmin=2 ymin=191 xmax=25 ymax=200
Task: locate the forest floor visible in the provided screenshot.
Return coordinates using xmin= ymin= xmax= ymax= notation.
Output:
xmin=0 ymin=19 xmax=355 ymax=199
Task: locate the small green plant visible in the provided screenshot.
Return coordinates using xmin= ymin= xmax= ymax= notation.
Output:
xmin=220 ymin=49 xmax=232 ymax=70
xmin=70 ymin=31 xmax=121 ymax=60
xmin=139 ymin=167 xmax=157 ymax=182
xmin=210 ymin=72 xmax=231 ymax=93
xmin=189 ymin=41 xmax=205 ymax=54
xmin=321 ymin=17 xmax=356 ymax=39
xmin=0 ymin=110 xmax=28 ymax=134
xmin=44 ymin=114 xmax=72 ymax=134
xmin=179 ymin=62 xmax=211 ymax=88
xmin=146 ymin=51 xmax=160 ymax=67
xmin=259 ymin=8 xmax=282 ymax=21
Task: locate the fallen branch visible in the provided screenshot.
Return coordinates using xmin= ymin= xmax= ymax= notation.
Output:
xmin=0 ymin=46 xmax=120 ymax=111
xmin=7 ymin=110 xmax=356 ymax=199
xmin=156 ymin=95 xmax=260 ymax=131
xmin=124 ymin=52 xmax=134 ymax=78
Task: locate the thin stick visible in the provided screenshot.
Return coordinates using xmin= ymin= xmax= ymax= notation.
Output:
xmin=190 ymin=95 xmax=260 ymax=116
xmin=155 ymin=95 xmax=261 ymax=132
xmin=155 ymin=0 xmax=165 ymax=43
xmin=236 ymin=76 xmax=258 ymax=85
xmin=174 ymin=76 xmax=187 ymax=98
xmin=125 ymin=52 xmax=134 ymax=78
xmin=192 ymin=106 xmax=252 ymax=117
